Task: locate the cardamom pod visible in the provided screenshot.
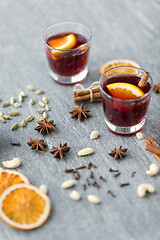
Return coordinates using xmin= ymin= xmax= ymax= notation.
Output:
xmin=27 ymin=85 xmax=35 ymax=91
xmin=20 ymin=91 xmax=26 ymax=97
xmin=30 ymin=99 xmax=35 ymax=105
xmin=9 ymin=111 xmax=20 ymax=116
xmin=18 ymin=94 xmax=23 ymax=102
xmin=14 ymin=103 xmax=21 ymax=108
xmin=11 ymin=123 xmax=19 ymax=130
xmin=35 ymin=90 xmax=44 ymax=95
xmin=39 ymin=101 xmax=45 ymax=108
xmin=45 ymin=105 xmax=50 ymax=111
xmin=43 ymin=112 xmax=47 ymax=118
xmin=0 ymin=116 xmax=6 ymax=123
xmin=27 ymin=115 xmax=34 ymax=122
xmin=34 ymin=115 xmax=43 ymax=121
xmin=11 ymin=97 xmax=16 ymax=105
xmin=21 ymin=119 xmax=26 ymax=127
xmin=37 ymin=109 xmax=45 ymax=114
xmin=3 ymin=115 xmax=11 ymax=120
xmin=1 ymin=103 xmax=10 ymax=107
xmin=42 ymin=96 xmax=48 ymax=104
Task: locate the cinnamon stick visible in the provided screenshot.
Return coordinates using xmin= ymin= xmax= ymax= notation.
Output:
xmin=138 ymin=72 xmax=150 ymax=88
xmin=144 ymin=137 xmax=160 ymax=163
xmin=145 ymin=144 xmax=160 ymax=156
xmin=73 ymin=92 xmax=101 ymax=103
xmin=73 ymin=87 xmax=100 ymax=96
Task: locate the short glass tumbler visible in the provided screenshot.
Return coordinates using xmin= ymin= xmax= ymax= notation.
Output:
xmin=42 ymin=22 xmax=92 ymax=85
xmin=99 ymin=66 xmax=153 ymax=135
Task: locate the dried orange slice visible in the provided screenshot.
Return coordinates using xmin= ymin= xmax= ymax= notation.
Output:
xmin=107 ymin=82 xmax=144 ymax=99
xmin=0 ymin=184 xmax=51 ymax=230
xmin=48 ymin=33 xmax=77 ymax=53
xmin=99 ymin=59 xmax=140 ymax=75
xmin=0 ymin=169 xmax=29 ymax=197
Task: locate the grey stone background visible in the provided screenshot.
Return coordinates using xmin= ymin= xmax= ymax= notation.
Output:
xmin=0 ymin=0 xmax=160 ymax=239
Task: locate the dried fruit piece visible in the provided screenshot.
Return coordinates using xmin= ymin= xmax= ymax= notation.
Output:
xmin=0 ymin=184 xmax=51 ymax=230
xmin=2 ymin=158 xmax=21 ymax=169
xmin=50 ymin=143 xmax=70 ymax=159
xmin=61 ymin=179 xmax=75 ymax=189
xmin=99 ymin=59 xmax=140 ymax=75
xmin=0 ymin=169 xmax=29 ymax=197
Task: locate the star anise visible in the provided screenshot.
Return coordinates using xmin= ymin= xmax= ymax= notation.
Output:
xmin=27 ymin=138 xmax=47 ymax=153
xmin=35 ymin=118 xmax=56 ymax=134
xmin=69 ymin=104 xmax=90 ymax=121
xmin=153 ymin=83 xmax=160 ymax=93
xmin=50 ymin=143 xmax=70 ymax=159
xmin=109 ymin=145 xmax=127 ymax=159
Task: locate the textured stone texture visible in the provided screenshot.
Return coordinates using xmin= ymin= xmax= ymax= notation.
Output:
xmin=0 ymin=0 xmax=160 ymax=239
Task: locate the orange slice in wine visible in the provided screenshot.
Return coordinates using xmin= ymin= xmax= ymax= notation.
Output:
xmin=107 ymin=82 xmax=145 ymax=99
xmin=48 ymin=33 xmax=77 ymax=54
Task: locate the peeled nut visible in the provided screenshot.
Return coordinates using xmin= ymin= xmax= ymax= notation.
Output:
xmin=87 ymin=194 xmax=101 ymax=204
xmin=136 ymin=132 xmax=144 ymax=140
xmin=39 ymin=184 xmax=48 ymax=194
xmin=146 ymin=164 xmax=159 ymax=176
xmin=78 ymin=148 xmax=94 ymax=156
xmin=61 ymin=179 xmax=75 ymax=189
xmin=2 ymin=157 xmax=21 ymax=169
xmin=69 ymin=190 xmax=81 ymax=201
xmin=137 ymin=183 xmax=155 ymax=197
xmin=90 ymin=130 xmax=99 ymax=140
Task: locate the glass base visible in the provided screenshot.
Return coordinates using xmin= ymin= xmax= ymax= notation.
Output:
xmin=49 ymin=66 xmax=88 ymax=85
xmin=105 ymin=118 xmax=145 ymax=136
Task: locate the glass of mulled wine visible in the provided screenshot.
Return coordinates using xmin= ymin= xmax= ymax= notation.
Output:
xmin=99 ymin=66 xmax=153 ymax=135
xmin=42 ymin=22 xmax=92 ymax=85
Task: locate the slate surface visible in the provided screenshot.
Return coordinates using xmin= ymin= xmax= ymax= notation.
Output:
xmin=0 ymin=0 xmax=160 ymax=239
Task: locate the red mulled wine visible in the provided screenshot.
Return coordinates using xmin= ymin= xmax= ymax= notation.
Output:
xmin=45 ymin=32 xmax=89 ymax=77
xmin=101 ymin=74 xmax=151 ymax=127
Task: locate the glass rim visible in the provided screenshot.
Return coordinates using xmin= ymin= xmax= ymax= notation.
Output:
xmin=42 ymin=21 xmax=92 ymax=52
xmin=99 ymin=66 xmax=153 ymax=103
